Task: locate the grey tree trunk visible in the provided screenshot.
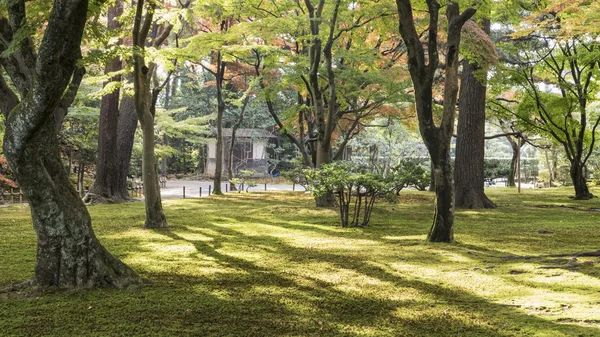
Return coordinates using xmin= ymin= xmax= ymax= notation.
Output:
xmin=227 ymin=97 xmax=249 ymax=191
xmin=315 ymin=141 xmax=336 ymax=207
xmin=133 ymin=0 xmax=169 ymax=228
xmin=428 ymin=138 xmax=455 ymax=242
xmin=7 ymin=120 xmax=141 ymax=288
xmin=140 ymin=116 xmax=168 ymax=227
xmin=506 ymin=135 xmax=521 ymax=187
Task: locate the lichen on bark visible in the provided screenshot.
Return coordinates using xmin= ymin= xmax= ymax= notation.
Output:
xmin=1 ymin=0 xmax=142 ymax=289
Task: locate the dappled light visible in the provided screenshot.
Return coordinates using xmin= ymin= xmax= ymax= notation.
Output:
xmin=2 ymin=190 xmax=600 ymax=335
xmin=3 ymin=0 xmax=600 ymax=335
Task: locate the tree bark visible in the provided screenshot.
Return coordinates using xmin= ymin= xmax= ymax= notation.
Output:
xmin=506 ymin=135 xmax=521 ymax=187
xmin=8 ymin=120 xmax=141 ymax=288
xmin=227 ymin=97 xmax=250 ymax=191
xmin=428 ymin=137 xmax=455 ymax=242
xmin=396 ymin=0 xmax=475 ymax=242
xmin=570 ymin=160 xmax=592 ymax=199
xmin=304 ymin=0 xmax=342 ymax=207
xmin=1 ymin=0 xmax=141 ymax=289
xmin=133 ymin=0 xmax=168 ymax=228
xmin=90 ymin=0 xmax=125 ymax=203
xmin=213 ymin=52 xmax=226 ymax=195
xmin=454 ymin=20 xmax=496 ymax=209
xmin=114 ymin=95 xmax=138 ymax=199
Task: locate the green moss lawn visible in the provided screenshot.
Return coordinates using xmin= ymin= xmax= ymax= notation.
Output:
xmin=1 ymin=188 xmax=600 ymax=336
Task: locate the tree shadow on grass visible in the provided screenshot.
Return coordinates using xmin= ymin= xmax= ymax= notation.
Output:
xmin=144 ymin=223 xmax=600 ymax=337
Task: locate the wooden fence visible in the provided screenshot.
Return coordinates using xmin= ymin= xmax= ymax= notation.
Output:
xmin=0 ymin=188 xmax=24 ymax=204
xmin=0 ymin=183 xmax=148 ymax=205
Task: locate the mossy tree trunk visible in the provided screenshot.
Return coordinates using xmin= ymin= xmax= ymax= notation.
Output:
xmin=0 ymin=0 xmax=141 ymax=289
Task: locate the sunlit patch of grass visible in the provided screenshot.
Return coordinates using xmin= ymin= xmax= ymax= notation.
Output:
xmin=1 ymin=190 xmax=600 ymax=336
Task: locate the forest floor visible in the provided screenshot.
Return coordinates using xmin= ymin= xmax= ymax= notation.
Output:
xmin=1 ymin=188 xmax=600 ymax=336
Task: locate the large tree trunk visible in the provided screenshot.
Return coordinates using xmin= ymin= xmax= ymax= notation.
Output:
xmin=5 ymin=120 xmax=141 ymax=288
xmin=454 ymin=44 xmax=496 ymax=208
xmin=89 ymin=0 xmax=124 ymax=203
xmin=0 ymin=0 xmax=141 ymax=289
xmin=570 ymin=160 xmax=592 ymax=200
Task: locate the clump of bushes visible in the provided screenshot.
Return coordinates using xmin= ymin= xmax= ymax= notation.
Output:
xmin=390 ymin=159 xmax=432 ymax=192
xmin=304 ymin=162 xmax=398 ymax=228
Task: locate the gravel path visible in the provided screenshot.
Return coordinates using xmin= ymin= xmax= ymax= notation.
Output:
xmin=160 ymin=180 xmax=306 ymax=198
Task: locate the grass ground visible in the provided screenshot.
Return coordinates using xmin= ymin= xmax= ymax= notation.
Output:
xmin=1 ymin=187 xmax=600 ymax=336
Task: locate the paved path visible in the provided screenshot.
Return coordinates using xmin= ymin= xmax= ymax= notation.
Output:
xmin=160 ymin=180 xmax=306 ymax=198
xmin=160 ymin=179 xmax=536 ymax=199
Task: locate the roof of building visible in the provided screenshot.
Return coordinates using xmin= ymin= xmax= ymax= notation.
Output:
xmin=214 ymin=128 xmax=277 ymax=138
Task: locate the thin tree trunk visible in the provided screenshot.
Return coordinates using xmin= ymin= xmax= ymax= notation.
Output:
xmin=396 ymin=0 xmax=476 ymax=243
xmin=506 ymin=136 xmax=520 ymax=187
xmin=77 ymin=161 xmax=84 ymax=197
xmin=115 ymin=95 xmax=138 ymax=200
xmin=213 ymin=58 xmax=225 ymax=195
xmin=227 ymin=97 xmax=249 ymax=191
xmin=544 ymin=149 xmax=552 ymax=185
xmin=140 ymin=116 xmax=168 ymax=227
xmin=133 ymin=0 xmax=169 ymax=228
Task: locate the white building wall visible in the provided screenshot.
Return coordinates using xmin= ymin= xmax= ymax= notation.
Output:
xmin=253 ymin=141 xmax=265 ymax=160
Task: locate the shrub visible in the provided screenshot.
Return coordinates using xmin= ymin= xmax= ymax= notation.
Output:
xmin=391 ymin=159 xmax=431 ymax=192
xmin=305 ymin=162 xmax=396 ymax=227
xmin=230 ymin=170 xmax=257 ymax=192
xmin=281 ymin=157 xmax=310 ymax=187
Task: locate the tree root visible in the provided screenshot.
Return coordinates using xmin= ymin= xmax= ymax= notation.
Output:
xmin=83 ymin=192 xmax=132 ymax=205
xmin=502 ymin=249 xmax=600 ymax=260
xmin=0 ymin=279 xmax=34 ymax=294
xmin=539 ymin=257 xmax=595 ymax=270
